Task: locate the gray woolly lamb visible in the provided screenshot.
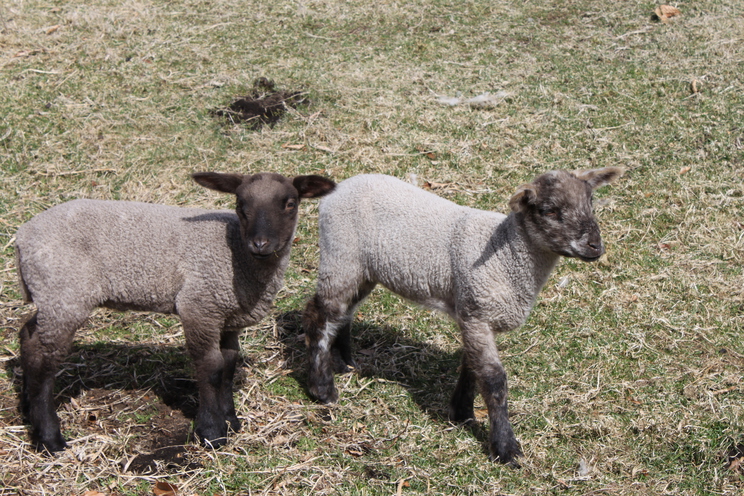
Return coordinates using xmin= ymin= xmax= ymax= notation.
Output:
xmin=303 ymin=168 xmax=623 ymax=465
xmin=15 ymin=171 xmax=335 ymax=452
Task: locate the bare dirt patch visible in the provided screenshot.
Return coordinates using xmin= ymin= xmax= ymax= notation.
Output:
xmin=213 ymin=78 xmax=308 ymax=129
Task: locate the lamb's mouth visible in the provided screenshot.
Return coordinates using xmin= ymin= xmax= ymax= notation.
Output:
xmin=558 ymin=248 xmax=603 ymax=262
xmin=562 ymin=241 xmax=604 ymax=262
xmin=250 ymin=250 xmax=281 ymax=260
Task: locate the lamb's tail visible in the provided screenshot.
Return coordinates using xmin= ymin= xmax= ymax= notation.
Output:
xmin=14 ymin=244 xmax=33 ymax=303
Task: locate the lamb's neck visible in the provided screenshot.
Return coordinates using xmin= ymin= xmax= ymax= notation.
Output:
xmin=244 ymin=248 xmax=291 ymax=280
xmin=230 ymin=246 xmax=290 ymax=324
xmin=501 ymin=214 xmax=562 ymax=296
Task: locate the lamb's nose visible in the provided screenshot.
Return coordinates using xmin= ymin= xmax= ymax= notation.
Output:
xmin=587 ymin=241 xmax=604 ymax=257
xmin=252 ymin=239 xmax=269 ymax=251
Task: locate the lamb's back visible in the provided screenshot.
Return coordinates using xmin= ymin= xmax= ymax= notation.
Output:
xmin=319 ymin=175 xmax=508 ymax=310
xmin=15 ymin=199 xmax=239 ymax=313
xmin=321 ymin=175 xmax=465 ymax=251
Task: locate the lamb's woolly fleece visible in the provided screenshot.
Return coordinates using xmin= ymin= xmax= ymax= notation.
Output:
xmin=16 ymin=199 xmax=286 ymax=332
xmin=316 ymin=174 xmax=560 ymax=332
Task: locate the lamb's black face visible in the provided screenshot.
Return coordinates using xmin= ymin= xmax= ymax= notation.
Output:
xmin=510 ymin=168 xmax=623 ymax=262
xmin=192 ymin=171 xmax=336 ymax=260
xmin=235 ymin=174 xmax=302 ymax=259
xmin=528 ymin=172 xmax=604 ymax=261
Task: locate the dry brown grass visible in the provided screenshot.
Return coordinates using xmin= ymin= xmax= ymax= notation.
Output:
xmin=1 ymin=0 xmax=743 ymax=494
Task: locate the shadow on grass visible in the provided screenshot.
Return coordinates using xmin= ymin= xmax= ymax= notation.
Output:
xmin=2 ymin=310 xmax=490 ymax=462
xmin=2 ymin=341 xmax=207 ymax=472
xmin=275 ymin=310 xmax=492 ymax=458
xmin=4 ymin=342 xmax=200 ymax=419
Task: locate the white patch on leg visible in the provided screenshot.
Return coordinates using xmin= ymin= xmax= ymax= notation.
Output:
xmin=318 ymin=321 xmax=342 ymax=353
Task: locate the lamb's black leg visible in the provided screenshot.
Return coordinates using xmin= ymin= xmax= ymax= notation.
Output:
xmin=219 ymin=329 xmax=241 ymax=434
xmin=20 ymin=312 xmax=77 ymax=453
xmin=480 ymin=364 xmax=521 ymax=465
xmin=331 ymin=320 xmax=356 ymax=373
xmin=303 ymin=294 xmax=341 ymax=403
xmin=192 ymin=348 xmax=228 ymax=447
xmin=461 ymin=320 xmax=521 ymax=466
xmin=329 ymin=282 xmax=375 ymax=373
xmin=184 ymin=316 xmax=232 ymax=448
xmin=449 ymin=354 xmax=477 ymax=423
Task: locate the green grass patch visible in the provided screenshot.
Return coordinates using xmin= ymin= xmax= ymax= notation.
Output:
xmin=1 ymin=0 xmax=743 ymax=494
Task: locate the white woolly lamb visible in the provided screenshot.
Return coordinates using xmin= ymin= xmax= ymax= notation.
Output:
xmin=15 ymin=171 xmax=335 ymax=452
xmin=303 ymin=168 xmax=623 ymax=465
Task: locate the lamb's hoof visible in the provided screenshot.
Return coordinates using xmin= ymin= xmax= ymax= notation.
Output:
xmin=226 ymin=416 xmax=241 ymax=434
xmin=491 ymin=452 xmax=521 ymax=467
xmin=309 ymin=384 xmax=339 ymax=404
xmin=35 ymin=435 xmax=68 ymax=454
xmin=489 ymin=439 xmax=522 ymax=467
xmin=448 ymin=405 xmax=475 ymax=424
xmin=200 ymin=436 xmax=228 ymax=449
xmin=195 ymin=424 xmax=229 ymax=449
xmin=331 ymin=354 xmax=357 ymax=374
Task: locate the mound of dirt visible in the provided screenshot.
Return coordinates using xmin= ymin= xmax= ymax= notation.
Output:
xmin=213 ymin=77 xmax=308 ymax=129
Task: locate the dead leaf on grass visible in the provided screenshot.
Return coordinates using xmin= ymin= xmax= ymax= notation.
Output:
xmin=82 ymin=491 xmax=107 ymax=496
xmin=281 ymin=143 xmax=306 ymax=150
xmin=311 ymin=144 xmax=334 ymax=153
xmin=474 ymin=407 xmax=489 ymax=421
xmin=422 ymin=181 xmax=455 ymax=190
xmin=345 ymin=442 xmax=373 ymax=457
xmin=711 ymin=386 xmax=738 ymax=396
xmin=396 ymin=479 xmax=411 ymax=495
xmin=46 ymin=24 xmax=61 ymax=34
xmin=653 ymin=5 xmax=681 ymax=23
xmin=153 ymin=481 xmax=178 ymax=496
xmin=13 ymin=49 xmax=43 ymax=58
xmin=414 ymin=146 xmax=437 ymax=159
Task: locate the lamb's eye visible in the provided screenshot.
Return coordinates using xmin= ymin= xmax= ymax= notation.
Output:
xmin=285 ymin=199 xmax=297 ymax=210
xmin=540 ymin=208 xmax=559 ymax=218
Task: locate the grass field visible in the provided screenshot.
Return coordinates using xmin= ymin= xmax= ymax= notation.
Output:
xmin=1 ymin=0 xmax=743 ymax=494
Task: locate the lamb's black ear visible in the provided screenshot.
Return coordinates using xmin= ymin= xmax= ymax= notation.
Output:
xmin=576 ymin=167 xmax=625 ymax=190
xmin=508 ymin=184 xmax=537 ymax=212
xmin=293 ymin=175 xmax=336 ymax=199
xmin=193 ymin=172 xmax=245 ymax=194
